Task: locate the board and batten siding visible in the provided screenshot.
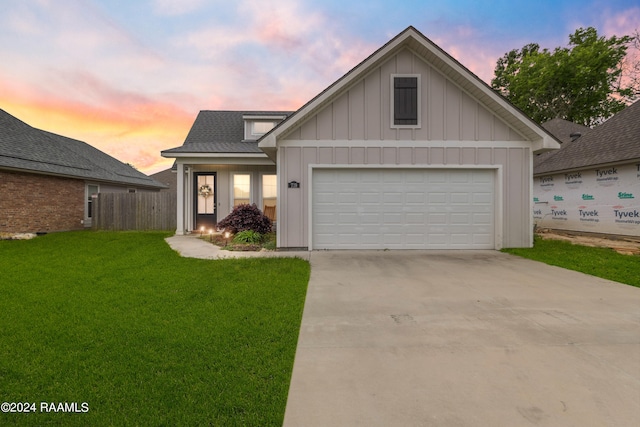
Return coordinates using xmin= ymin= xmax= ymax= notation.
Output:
xmin=278 ymin=145 xmax=531 ymax=248
xmin=283 ymin=48 xmax=527 ymax=143
xmin=276 ymin=48 xmax=532 ymax=249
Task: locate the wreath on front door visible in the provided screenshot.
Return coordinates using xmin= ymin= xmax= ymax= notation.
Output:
xmin=198 ymin=184 xmax=212 ymax=197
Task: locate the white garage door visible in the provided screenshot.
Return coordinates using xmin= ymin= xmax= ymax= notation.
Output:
xmin=312 ymin=168 xmax=495 ymax=249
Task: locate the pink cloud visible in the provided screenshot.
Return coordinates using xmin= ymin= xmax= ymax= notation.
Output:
xmin=603 ymin=7 xmax=640 ymax=36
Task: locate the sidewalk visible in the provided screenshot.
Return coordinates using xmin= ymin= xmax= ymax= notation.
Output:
xmin=165 ymin=233 xmax=310 ymax=260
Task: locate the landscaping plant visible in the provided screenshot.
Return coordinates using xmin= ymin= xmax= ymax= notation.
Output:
xmin=217 ymin=204 xmax=272 ymax=235
xmin=233 ymin=230 xmax=263 ymax=244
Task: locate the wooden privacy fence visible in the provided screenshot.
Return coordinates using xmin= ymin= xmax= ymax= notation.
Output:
xmin=92 ymin=192 xmax=176 ymax=231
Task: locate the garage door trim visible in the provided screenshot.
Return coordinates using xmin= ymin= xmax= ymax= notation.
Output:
xmin=307 ymin=164 xmax=503 ymax=250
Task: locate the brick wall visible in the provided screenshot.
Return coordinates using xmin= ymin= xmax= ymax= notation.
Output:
xmin=0 ymin=170 xmax=85 ymax=233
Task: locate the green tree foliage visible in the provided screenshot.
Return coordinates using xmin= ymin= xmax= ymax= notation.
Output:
xmin=492 ymin=27 xmax=636 ymax=126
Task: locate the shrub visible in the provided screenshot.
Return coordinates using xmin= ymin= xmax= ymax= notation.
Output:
xmin=233 ymin=230 xmax=263 ymax=244
xmin=217 ymin=204 xmax=272 ymax=234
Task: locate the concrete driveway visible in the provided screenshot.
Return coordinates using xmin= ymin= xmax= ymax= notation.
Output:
xmin=284 ymin=251 xmax=640 ymax=426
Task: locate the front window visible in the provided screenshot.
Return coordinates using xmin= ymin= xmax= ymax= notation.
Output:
xmin=253 ymin=121 xmax=275 ymax=135
xmin=262 ymin=174 xmax=277 ymax=221
xmin=233 ymin=174 xmax=251 ymax=206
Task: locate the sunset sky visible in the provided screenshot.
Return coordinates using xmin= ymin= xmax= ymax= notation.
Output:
xmin=1 ymin=0 xmax=638 ymax=175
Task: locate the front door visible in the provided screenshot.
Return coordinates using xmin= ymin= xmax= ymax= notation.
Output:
xmin=194 ymin=173 xmax=217 ymax=231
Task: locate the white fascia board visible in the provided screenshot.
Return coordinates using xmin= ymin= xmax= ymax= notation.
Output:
xmin=162 ymin=152 xmax=268 ymax=159
xmin=171 ymin=155 xmax=274 ymax=166
xmin=243 ymin=114 xmax=288 ymax=120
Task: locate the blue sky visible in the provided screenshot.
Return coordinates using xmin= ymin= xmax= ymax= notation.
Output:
xmin=1 ymin=0 xmax=638 ymax=173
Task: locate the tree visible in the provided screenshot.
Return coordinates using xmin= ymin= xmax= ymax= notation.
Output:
xmin=491 ymin=27 xmax=637 ymax=126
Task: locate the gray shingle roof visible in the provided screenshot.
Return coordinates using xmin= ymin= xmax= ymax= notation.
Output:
xmin=161 ymin=110 xmax=292 ymax=154
xmin=534 ymin=101 xmax=640 ymax=175
xmin=535 ymin=119 xmax=592 ymax=170
xmin=541 ymin=118 xmax=591 ymax=145
xmin=0 ymin=109 xmax=166 ymax=189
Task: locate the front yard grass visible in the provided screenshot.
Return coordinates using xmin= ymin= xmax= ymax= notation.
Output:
xmin=0 ymin=231 xmax=310 ymax=426
xmin=503 ymin=236 xmax=640 ymax=288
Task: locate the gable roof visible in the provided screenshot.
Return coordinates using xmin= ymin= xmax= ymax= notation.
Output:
xmin=161 ymin=110 xmax=292 ymax=156
xmin=259 ymin=26 xmax=561 ymax=159
xmin=0 ymin=109 xmax=166 ymax=189
xmin=534 ymin=100 xmax=640 ymax=175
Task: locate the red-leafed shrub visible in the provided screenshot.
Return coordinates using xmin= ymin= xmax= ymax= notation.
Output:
xmin=217 ymin=204 xmax=272 ymax=234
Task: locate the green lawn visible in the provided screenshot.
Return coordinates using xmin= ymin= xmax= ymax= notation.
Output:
xmin=503 ymin=236 xmax=640 ymax=287
xmin=0 ymin=231 xmax=310 ymax=426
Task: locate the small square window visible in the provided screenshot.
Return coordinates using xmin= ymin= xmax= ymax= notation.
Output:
xmin=391 ymin=75 xmax=420 ymax=128
xmin=252 ymin=121 xmax=275 ymax=136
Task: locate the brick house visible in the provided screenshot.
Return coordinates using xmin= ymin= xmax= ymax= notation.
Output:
xmin=0 ymin=109 xmax=166 ymax=234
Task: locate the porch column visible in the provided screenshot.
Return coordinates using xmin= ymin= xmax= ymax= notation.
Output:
xmin=176 ymin=163 xmax=185 ymax=235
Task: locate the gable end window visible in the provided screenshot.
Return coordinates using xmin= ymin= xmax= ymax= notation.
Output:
xmin=392 ymin=75 xmax=420 ymax=127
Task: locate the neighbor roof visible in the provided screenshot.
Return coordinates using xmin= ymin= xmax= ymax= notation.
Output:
xmin=0 ymin=109 xmax=166 ymax=189
xmin=535 ymin=119 xmax=592 ymax=170
xmin=260 ymin=26 xmax=561 ymax=159
xmin=161 ymin=110 xmax=292 ymax=155
xmin=541 ymin=118 xmax=591 ymax=145
xmin=534 ymin=100 xmax=640 ymax=175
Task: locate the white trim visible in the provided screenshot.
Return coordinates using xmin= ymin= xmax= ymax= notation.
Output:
xmin=390 ymin=74 xmax=421 ymax=129
xmin=276 ymin=148 xmax=282 ymax=248
xmin=243 ymin=114 xmax=288 ymax=121
xmin=277 ymin=139 xmax=532 ymax=149
xmin=162 ymin=152 xmax=271 ymax=159
xmin=307 ymin=164 xmax=503 ymax=251
xmin=528 ymin=148 xmax=534 ymax=247
xmin=186 ymin=166 xmax=194 ymax=232
xmin=175 ymin=163 xmax=185 ymax=234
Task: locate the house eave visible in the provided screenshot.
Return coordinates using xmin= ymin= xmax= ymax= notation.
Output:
xmin=0 ymin=165 xmax=167 ymax=190
xmin=161 ymin=151 xmax=268 ymax=159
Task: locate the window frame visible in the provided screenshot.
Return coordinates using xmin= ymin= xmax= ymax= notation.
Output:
xmin=231 ymin=173 xmax=252 ymax=207
xmin=244 ymin=120 xmax=276 ymax=140
xmin=390 ymin=74 xmax=421 ymax=129
xmin=260 ymin=173 xmax=277 ymax=221
xmin=86 ymin=183 xmax=99 ymax=220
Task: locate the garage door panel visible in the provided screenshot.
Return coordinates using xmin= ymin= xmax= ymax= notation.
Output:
xmin=313 ymin=169 xmax=494 ymax=249
xmin=451 ymin=193 xmax=470 ymax=204
xmin=428 ymin=193 xmax=447 ymax=204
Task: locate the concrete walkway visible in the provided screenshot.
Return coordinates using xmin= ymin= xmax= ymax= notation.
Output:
xmin=164 ymin=233 xmax=309 ymax=260
xmin=284 ymin=250 xmax=640 ymax=426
